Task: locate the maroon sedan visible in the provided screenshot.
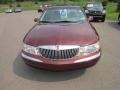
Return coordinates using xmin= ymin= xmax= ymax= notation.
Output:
xmin=21 ymin=6 xmax=101 ymax=71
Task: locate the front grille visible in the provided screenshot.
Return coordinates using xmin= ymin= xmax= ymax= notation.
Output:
xmin=89 ymin=11 xmax=102 ymax=15
xmin=39 ymin=48 xmax=79 ymax=60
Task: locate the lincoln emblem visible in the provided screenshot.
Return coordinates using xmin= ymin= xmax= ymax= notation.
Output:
xmin=56 ymin=45 xmax=60 ymax=51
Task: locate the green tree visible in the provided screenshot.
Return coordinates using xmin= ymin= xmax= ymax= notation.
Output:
xmin=117 ymin=2 xmax=120 ymax=12
xmin=0 ymin=0 xmax=13 ymax=4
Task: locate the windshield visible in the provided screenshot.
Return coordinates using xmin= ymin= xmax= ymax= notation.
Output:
xmin=40 ymin=7 xmax=86 ymax=23
xmin=86 ymin=3 xmax=103 ymax=10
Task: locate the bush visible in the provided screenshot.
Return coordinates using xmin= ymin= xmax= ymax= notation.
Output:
xmin=0 ymin=0 xmax=12 ymax=4
xmin=17 ymin=3 xmax=21 ymax=7
xmin=102 ymin=0 xmax=108 ymax=6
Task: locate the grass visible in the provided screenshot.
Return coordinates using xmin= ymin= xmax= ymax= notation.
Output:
xmin=106 ymin=2 xmax=119 ymax=20
xmin=0 ymin=4 xmax=7 ymax=13
xmin=0 ymin=1 xmax=40 ymax=12
xmin=0 ymin=1 xmax=119 ymax=20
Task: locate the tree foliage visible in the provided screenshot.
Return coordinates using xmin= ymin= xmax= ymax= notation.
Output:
xmin=0 ymin=0 xmax=13 ymax=4
xmin=117 ymin=2 xmax=120 ymax=12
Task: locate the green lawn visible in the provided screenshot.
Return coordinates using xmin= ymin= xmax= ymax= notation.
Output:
xmin=0 ymin=2 xmax=40 ymax=12
xmin=0 ymin=1 xmax=119 ymax=20
xmin=0 ymin=4 xmax=7 ymax=13
xmin=106 ymin=2 xmax=119 ymax=20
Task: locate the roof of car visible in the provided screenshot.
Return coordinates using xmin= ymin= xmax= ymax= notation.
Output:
xmin=47 ymin=5 xmax=80 ymax=9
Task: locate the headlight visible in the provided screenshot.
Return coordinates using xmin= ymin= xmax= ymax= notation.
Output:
xmin=23 ymin=44 xmax=39 ymax=55
xmin=85 ymin=10 xmax=89 ymax=13
xmin=102 ymin=10 xmax=106 ymax=14
xmin=77 ymin=42 xmax=100 ymax=56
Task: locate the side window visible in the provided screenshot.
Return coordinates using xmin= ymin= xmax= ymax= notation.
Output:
xmin=87 ymin=4 xmax=93 ymax=8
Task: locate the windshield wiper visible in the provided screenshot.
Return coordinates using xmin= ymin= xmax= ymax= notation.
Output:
xmin=54 ymin=20 xmax=75 ymax=23
xmin=40 ymin=21 xmax=53 ymax=23
xmin=40 ymin=20 xmax=81 ymax=23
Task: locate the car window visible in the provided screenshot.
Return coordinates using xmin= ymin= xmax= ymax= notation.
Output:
xmin=87 ymin=3 xmax=103 ymax=10
xmin=40 ymin=7 xmax=86 ymax=22
xmin=87 ymin=4 xmax=94 ymax=8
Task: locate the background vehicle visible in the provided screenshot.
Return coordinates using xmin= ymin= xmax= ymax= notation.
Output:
xmin=14 ymin=4 xmax=22 ymax=13
xmin=5 ymin=7 xmax=13 ymax=13
xmin=14 ymin=7 xmax=22 ymax=13
xmin=84 ymin=2 xmax=106 ymax=22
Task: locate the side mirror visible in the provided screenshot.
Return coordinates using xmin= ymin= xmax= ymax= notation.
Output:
xmin=88 ymin=16 xmax=93 ymax=22
xmin=34 ymin=18 xmax=39 ymax=22
xmin=38 ymin=9 xmax=43 ymax=13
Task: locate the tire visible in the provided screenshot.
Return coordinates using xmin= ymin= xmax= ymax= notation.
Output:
xmin=118 ymin=14 xmax=120 ymax=23
xmin=118 ymin=21 xmax=120 ymax=25
xmin=101 ymin=15 xmax=106 ymax=22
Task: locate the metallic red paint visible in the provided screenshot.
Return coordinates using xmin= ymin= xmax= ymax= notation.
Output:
xmin=22 ymin=6 xmax=101 ymax=71
xmin=24 ymin=58 xmax=100 ymax=71
xmin=22 ymin=50 xmax=101 ymax=71
xmin=24 ymin=22 xmax=99 ymax=47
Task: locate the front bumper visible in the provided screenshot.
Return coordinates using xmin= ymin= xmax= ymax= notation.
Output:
xmin=14 ymin=10 xmax=22 ymax=12
xmin=86 ymin=14 xmax=105 ymax=19
xmin=21 ymin=51 xmax=101 ymax=71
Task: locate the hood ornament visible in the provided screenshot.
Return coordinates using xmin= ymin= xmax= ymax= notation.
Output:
xmin=56 ymin=45 xmax=60 ymax=51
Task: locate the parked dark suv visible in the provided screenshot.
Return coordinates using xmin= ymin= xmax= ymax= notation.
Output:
xmin=84 ymin=2 xmax=106 ymax=22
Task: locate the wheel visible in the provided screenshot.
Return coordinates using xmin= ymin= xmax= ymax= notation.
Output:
xmin=118 ymin=21 xmax=120 ymax=24
xmin=101 ymin=15 xmax=106 ymax=22
xmin=118 ymin=14 xmax=120 ymax=24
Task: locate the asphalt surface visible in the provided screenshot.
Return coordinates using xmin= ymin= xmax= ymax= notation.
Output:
xmin=0 ymin=11 xmax=120 ymax=90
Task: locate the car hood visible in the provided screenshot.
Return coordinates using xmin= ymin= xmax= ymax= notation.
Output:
xmin=24 ymin=22 xmax=99 ymax=46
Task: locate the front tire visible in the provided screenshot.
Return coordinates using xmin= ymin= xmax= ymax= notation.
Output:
xmin=101 ymin=15 xmax=106 ymax=22
xmin=118 ymin=21 xmax=120 ymax=24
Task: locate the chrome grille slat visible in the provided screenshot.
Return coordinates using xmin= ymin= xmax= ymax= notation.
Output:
xmin=61 ymin=50 xmax=64 ymax=59
xmin=69 ymin=49 xmax=73 ymax=56
xmin=72 ymin=49 xmax=75 ymax=56
xmin=63 ymin=50 xmax=66 ymax=59
xmin=58 ymin=51 xmax=61 ymax=59
xmin=42 ymin=49 xmax=46 ymax=55
xmin=39 ymin=47 xmax=79 ymax=60
xmin=72 ymin=49 xmax=75 ymax=55
xmin=68 ymin=50 xmax=72 ymax=58
xmin=45 ymin=49 xmax=49 ymax=57
xmin=89 ymin=11 xmax=102 ymax=15
xmin=48 ymin=50 xmax=51 ymax=58
xmin=66 ymin=50 xmax=70 ymax=58
xmin=54 ymin=50 xmax=57 ymax=59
